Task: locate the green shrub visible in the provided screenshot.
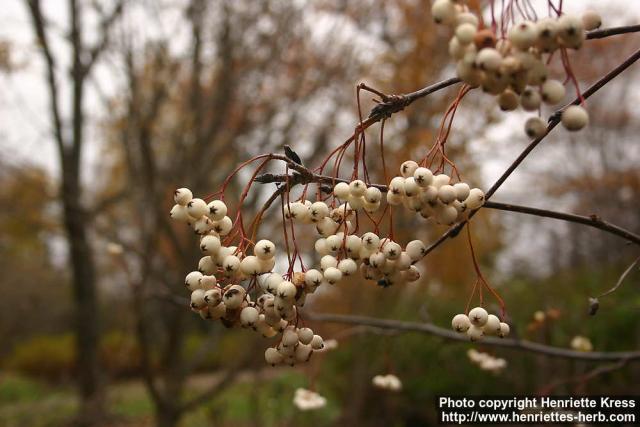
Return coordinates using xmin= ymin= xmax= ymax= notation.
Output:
xmin=4 ymin=334 xmax=75 ymax=382
xmin=99 ymin=330 xmax=142 ymax=378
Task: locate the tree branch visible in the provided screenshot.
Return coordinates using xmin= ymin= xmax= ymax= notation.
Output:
xmin=586 ymin=24 xmax=640 ymax=40
xmin=309 ymin=312 xmax=640 ymax=362
xmin=83 ymin=0 xmax=125 ymax=75
xmin=24 ymin=0 xmax=66 ymax=154
xmin=483 ymin=201 xmax=640 ymax=246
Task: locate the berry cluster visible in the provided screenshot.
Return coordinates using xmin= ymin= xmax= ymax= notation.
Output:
xmin=171 ymin=187 xmax=327 ymax=367
xmin=451 ymin=307 xmax=510 ymax=341
xmin=432 ymin=0 xmax=601 ymax=136
xmin=372 ymin=374 xmax=403 ymax=391
xmin=279 ymin=180 xmax=426 ymax=288
xmin=386 ymin=161 xmax=485 ymax=225
xmin=467 ymin=349 xmax=507 ymax=373
xmin=293 ymin=388 xmax=327 ymax=411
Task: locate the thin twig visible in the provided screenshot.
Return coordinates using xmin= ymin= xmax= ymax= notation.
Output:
xmin=597 ymin=255 xmax=640 ymax=298
xmin=308 ymin=312 xmax=640 ymax=362
xmin=484 ymin=201 xmax=640 ymax=246
xmin=586 ymin=24 xmax=640 ymax=40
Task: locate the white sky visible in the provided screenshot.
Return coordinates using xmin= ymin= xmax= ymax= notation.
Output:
xmin=1 ymin=0 xmax=639 ymax=277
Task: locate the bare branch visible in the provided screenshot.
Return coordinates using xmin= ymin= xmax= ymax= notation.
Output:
xmin=597 ymin=255 xmax=640 ymax=298
xmin=483 ymin=201 xmax=640 ymax=246
xmin=309 ymin=312 xmax=640 ymax=362
xmin=83 ymin=0 xmax=125 ymax=75
xmin=24 ymin=0 xmax=66 ymax=153
xmin=587 ymin=24 xmax=640 ymax=40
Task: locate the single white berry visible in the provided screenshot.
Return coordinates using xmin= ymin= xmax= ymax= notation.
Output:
xmin=193 ymin=216 xmax=212 ymax=235
xmin=508 ymin=21 xmax=537 ymax=50
xmin=333 ymin=182 xmax=350 ymax=199
xmin=223 ymin=285 xmax=246 ymax=310
xmin=297 ymin=327 xmax=314 ymax=345
xmin=170 ymin=204 xmax=192 ymax=222
xmin=405 ymin=240 xmax=426 ymax=261
xmin=395 ymin=252 xmax=412 ymax=271
xmin=464 ymin=188 xmax=485 ymax=210
xmin=468 ymin=307 xmax=489 ymax=327
xmin=204 ymin=288 xmax=221 ymax=306
xmin=281 ymin=328 xmax=299 ymax=348
xmin=186 ymin=198 xmax=208 ymax=218
xmin=431 ymin=0 xmax=456 ymax=25
xmin=386 ymin=191 xmax=402 ymax=206
xmin=345 ymin=235 xmax=362 ymax=258
xmin=254 ymin=239 xmax=275 ymax=260
xmin=200 ymin=235 xmax=221 ymax=255
xmin=476 ymin=48 xmax=502 ymax=71
xmin=349 ymin=180 xmax=366 ymax=197
xmin=484 ymin=314 xmax=502 ymax=336
xmin=400 ymin=160 xmax=419 ymax=178
xmin=185 ymin=271 xmax=204 ymax=291
xmin=467 ymin=325 xmax=484 ymax=341
xmin=403 ymin=177 xmax=419 ymax=198
xmin=223 ymin=255 xmax=243 ymax=277
xmin=364 ymin=200 xmax=381 ymax=213
xmin=561 ymin=105 xmax=589 ymax=131
xmin=240 ymin=255 xmax=261 ymax=276
xmin=198 ymin=256 xmax=216 ymax=275
xmin=498 ymin=322 xmax=510 ymax=338
xmin=261 ymin=273 xmax=282 ymax=294
xmin=265 ymin=347 xmax=283 ymax=366
xmin=362 ymin=232 xmax=380 ymax=250
xmin=437 ymin=184 xmax=457 ymax=204
xmin=174 ymin=188 xmax=193 ymax=206
xmin=304 ymin=269 xmax=323 ymax=290
xmin=277 ymin=281 xmax=297 ymax=300
xmin=413 ymin=167 xmax=433 ymax=187
xmin=455 ymin=23 xmax=476 ymax=45
xmin=200 ymin=275 xmax=217 ymax=290
xmin=190 ymin=289 xmax=206 ymax=310
xmin=457 ymin=12 xmax=478 ymax=27
xmin=451 ymin=314 xmax=471 ymax=333
xmin=404 ymin=265 xmax=421 ymax=282
xmin=206 ymin=200 xmax=227 ymax=221
xmin=285 ymin=202 xmax=307 ymax=221
xmin=310 ymin=334 xmax=324 ymax=350
xmin=323 ymin=267 xmax=343 ymax=285
xmin=314 ymin=238 xmax=330 ymax=256
xmin=320 ymin=255 xmax=338 ymax=271
xmin=240 ymin=306 xmax=259 ymax=328
xmin=452 ymin=182 xmax=470 ymax=201
xmin=316 ymin=217 xmax=339 ymax=237
xmin=338 ymin=259 xmax=358 ymax=276
xmin=364 ymin=187 xmax=382 ymax=204
xmin=520 ymin=87 xmax=541 ymax=111
xmin=382 ymin=241 xmax=401 ymax=260
xmin=541 ymin=79 xmax=566 ymax=105
xmin=524 ymin=117 xmax=546 ymax=139
xmin=348 ymin=195 xmax=365 ymax=210
xmin=324 ymin=234 xmax=342 ymax=253
xmin=498 ymin=89 xmax=519 ymax=111
xmin=582 ymin=10 xmax=602 ymax=31
xmin=389 ymin=176 xmax=406 ymax=196
xmin=295 ymin=343 xmax=313 ymax=362
xmin=212 ymin=216 xmax=233 ymax=236
xmin=369 ymin=251 xmax=386 ymax=269
xmin=309 ymin=201 xmax=329 ymax=222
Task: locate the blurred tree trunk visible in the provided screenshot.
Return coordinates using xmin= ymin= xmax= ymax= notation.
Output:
xmin=24 ymin=1 xmax=123 ymax=424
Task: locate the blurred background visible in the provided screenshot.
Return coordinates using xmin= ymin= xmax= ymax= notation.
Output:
xmin=0 ymin=1 xmax=639 ymax=426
